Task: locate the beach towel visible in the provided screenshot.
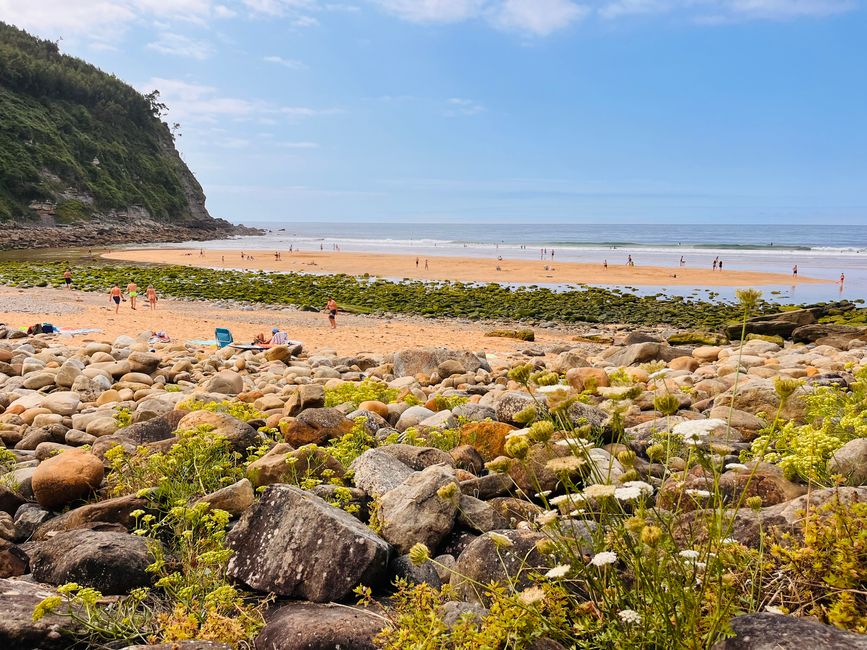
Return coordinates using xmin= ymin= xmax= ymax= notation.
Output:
xmin=188 ymin=339 xmax=218 ymax=347
xmin=58 ymin=328 xmax=102 ymax=336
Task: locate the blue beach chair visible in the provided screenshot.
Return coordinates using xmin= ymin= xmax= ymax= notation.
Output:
xmin=215 ymin=327 xmax=234 ymax=348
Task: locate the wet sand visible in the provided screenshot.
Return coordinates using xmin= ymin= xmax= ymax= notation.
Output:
xmin=102 ymin=248 xmax=826 ymax=287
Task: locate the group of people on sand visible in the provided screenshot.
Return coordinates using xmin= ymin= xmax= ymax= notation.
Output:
xmin=108 ymin=281 xmax=157 ymax=314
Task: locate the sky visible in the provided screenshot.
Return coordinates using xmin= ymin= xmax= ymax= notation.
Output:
xmin=1 ymin=0 xmax=866 ymax=225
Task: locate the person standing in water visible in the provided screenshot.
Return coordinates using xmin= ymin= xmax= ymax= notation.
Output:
xmin=326 ymin=297 xmax=338 ymax=329
xmin=146 ymin=285 xmax=158 ymax=311
xmin=126 ymin=281 xmax=139 ymax=310
xmin=109 ymin=284 xmax=122 ymax=314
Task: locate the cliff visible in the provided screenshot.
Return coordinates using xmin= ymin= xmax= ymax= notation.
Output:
xmin=0 ymin=21 xmax=257 ymax=248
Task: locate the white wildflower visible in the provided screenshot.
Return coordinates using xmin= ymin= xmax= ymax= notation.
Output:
xmin=555 ymin=437 xmax=592 ymax=448
xmin=534 ymin=490 xmax=552 ymax=498
xmin=725 ymin=463 xmax=749 ymax=471
xmin=545 ymin=564 xmax=571 ymax=578
xmin=679 ymin=549 xmax=700 ymax=561
xmin=765 ymin=605 xmax=786 ymax=615
xmin=546 ymin=456 xmax=586 ymax=474
xmin=621 ymin=480 xmax=654 ymax=497
xmin=535 ymin=385 xmax=569 ymax=394
xmin=549 ymin=494 xmax=582 ymax=506
xmin=589 ymin=551 xmax=617 ymax=567
xmin=720 ymin=538 xmax=739 ymax=545
xmin=582 ymin=484 xmax=617 ymax=498
xmin=505 ymin=429 xmax=529 ymax=439
xmin=518 ymin=586 xmax=546 ymax=605
xmin=684 ymin=489 xmax=712 ymax=499
xmin=618 ymin=609 xmax=642 ymax=624
xmin=672 ymin=418 xmax=727 ymax=441
xmin=536 ymin=510 xmax=559 ymax=525
xmin=648 ymin=369 xmax=670 ymax=380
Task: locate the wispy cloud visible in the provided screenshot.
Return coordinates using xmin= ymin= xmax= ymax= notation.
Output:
xmin=599 ymin=0 xmax=856 ymax=21
xmin=137 ymin=77 xmax=343 ymax=123
xmin=147 ymin=32 xmax=215 ymax=59
xmin=264 ymin=55 xmax=307 ymax=69
xmin=444 ymin=97 xmax=486 ymax=116
xmin=371 ymin=0 xmax=486 ymax=23
xmin=490 ymin=0 xmax=589 ymax=36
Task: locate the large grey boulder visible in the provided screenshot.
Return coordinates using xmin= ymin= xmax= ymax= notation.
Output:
xmin=254 ymin=602 xmax=383 ymax=650
xmin=0 ymin=577 xmax=82 ymax=650
xmin=828 ymin=439 xmax=867 ymax=486
xmin=379 ymin=464 xmax=459 ymax=554
xmin=349 ymin=448 xmax=415 ymax=497
xmin=450 ymin=529 xmax=547 ymax=605
xmin=176 ymin=410 xmax=259 ymax=453
xmin=606 ymin=342 xmax=691 ymax=366
xmin=226 ymin=485 xmax=389 ymax=602
xmin=30 ymin=529 xmax=151 ymax=595
xmin=392 ymin=348 xmax=490 ymax=378
xmin=712 ymin=612 xmax=867 ymax=649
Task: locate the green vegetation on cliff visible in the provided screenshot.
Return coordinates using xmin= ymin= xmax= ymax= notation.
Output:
xmin=0 ymin=22 xmax=200 ymax=223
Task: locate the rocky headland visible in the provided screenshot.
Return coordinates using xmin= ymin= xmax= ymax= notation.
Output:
xmin=0 ymin=315 xmax=866 ymax=649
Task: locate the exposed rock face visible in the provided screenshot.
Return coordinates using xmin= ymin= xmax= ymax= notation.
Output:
xmin=176 ymin=411 xmax=259 ymax=453
xmin=31 ymin=494 xmax=147 ymax=541
xmin=30 ymin=529 xmax=151 ymax=595
xmin=254 ymin=602 xmax=383 ymax=650
xmin=712 ymin=612 xmax=867 ymax=649
xmin=606 ymin=342 xmax=691 ymax=366
xmin=226 ymin=485 xmax=389 ymax=602
xmin=282 ymin=408 xmax=353 ymax=446
xmin=378 ymin=465 xmax=459 ymax=554
xmin=829 ymin=439 xmax=867 ymax=486
xmin=349 ymin=449 xmax=416 ymax=497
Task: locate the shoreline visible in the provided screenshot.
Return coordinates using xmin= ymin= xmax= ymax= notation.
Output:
xmin=102 ymin=248 xmax=828 ymax=288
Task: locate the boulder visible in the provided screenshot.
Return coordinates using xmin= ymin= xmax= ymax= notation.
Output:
xmin=0 ymin=486 xmax=26 ymax=516
xmin=379 ymin=465 xmax=459 ymax=554
xmin=226 ymin=485 xmax=389 ymax=602
xmin=450 ymin=529 xmax=546 ymax=605
xmin=792 ymin=324 xmax=866 ymax=345
xmin=32 ymin=494 xmax=146 ymax=541
xmin=30 ymin=529 xmax=151 ymax=595
xmin=494 ymin=391 xmax=536 ymax=425
xmin=31 ymin=449 xmax=104 ymax=510
xmin=197 ymin=478 xmax=255 ymax=517
xmin=254 ymin=602 xmax=382 ymax=650
xmin=127 ymin=351 xmax=162 ymax=374
xmin=39 ymin=392 xmax=80 ymax=416
xmin=565 ymin=367 xmax=610 ymax=391
xmin=283 ymin=384 xmax=326 ymax=416
xmin=281 ymin=408 xmax=353 ymax=446
xmin=176 ymin=410 xmax=259 ymax=453
xmin=0 ymin=540 xmax=28 ymax=578
xmin=392 ymin=348 xmax=490 ymax=378
xmin=349 ymin=448 xmax=415 ymax=497
xmin=606 ymin=342 xmax=691 ymax=366
xmin=395 ymin=405 xmax=436 ymax=432
xmin=457 ymin=495 xmax=508 ymax=533
xmin=122 ymin=410 xmax=186 ymax=445
xmin=0 ymin=577 xmax=82 ymax=650
xmin=459 ymin=421 xmax=516 ymax=461
xmin=712 ymin=612 xmax=867 ymax=649
xmin=203 ymin=370 xmax=245 ymax=395
xmin=828 ymin=438 xmax=867 ymax=486
xmin=378 ymin=444 xmax=454 ymax=470
xmin=550 ymin=350 xmax=590 ymax=373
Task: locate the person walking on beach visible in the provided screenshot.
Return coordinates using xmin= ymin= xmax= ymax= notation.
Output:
xmin=792 ymin=265 xmax=798 ymax=278
xmin=109 ymin=284 xmax=123 ymax=314
xmin=603 ymin=260 xmax=608 ymax=270
xmin=719 ymin=259 xmax=723 ymax=271
xmin=63 ymin=268 xmax=73 ymax=290
xmin=425 ymin=259 xmax=429 ymax=270
xmin=326 ymin=297 xmax=338 ymax=329
xmin=416 ymin=257 xmax=419 ymax=268
xmin=126 ymin=282 xmax=139 ymax=310
xmin=146 ymin=285 xmax=158 ymax=311
xmin=712 ymin=258 xmax=718 ymax=271
xmin=626 ymin=255 xmax=633 ymax=267
xmin=680 ymin=256 xmax=685 ymax=267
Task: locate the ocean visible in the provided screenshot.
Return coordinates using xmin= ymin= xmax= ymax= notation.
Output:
xmin=182 ymin=222 xmax=867 ymax=305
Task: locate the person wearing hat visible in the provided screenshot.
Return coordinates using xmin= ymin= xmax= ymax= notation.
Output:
xmin=267 ymin=327 xmax=289 ymax=345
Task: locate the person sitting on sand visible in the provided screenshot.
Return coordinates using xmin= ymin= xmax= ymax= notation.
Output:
xmin=109 ymin=283 xmax=123 ymax=314
xmin=146 ymin=285 xmax=158 ymax=310
xmin=126 ymin=282 xmax=139 ymax=310
xmin=326 ymin=297 xmax=338 ymax=329
xmin=268 ymin=327 xmax=289 ymax=345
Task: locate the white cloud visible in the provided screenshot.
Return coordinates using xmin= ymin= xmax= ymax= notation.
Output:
xmin=147 ymin=32 xmax=215 ymax=59
xmin=214 ymin=4 xmax=238 ymax=17
xmin=138 ymin=77 xmax=342 ymax=124
xmin=598 ymin=0 xmax=855 ymax=20
xmin=444 ymin=97 xmax=486 ymax=116
xmin=490 ymin=0 xmax=589 ymax=35
xmin=293 ymin=15 xmax=321 ymax=26
xmin=242 ymin=0 xmax=316 ymax=15
xmin=264 ymin=55 xmax=307 ymax=69
xmin=371 ymin=0 xmax=486 ymax=23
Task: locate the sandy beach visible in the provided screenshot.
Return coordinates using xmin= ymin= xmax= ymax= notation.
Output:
xmin=102 ymin=249 xmax=826 ymax=288
xmin=0 ymin=285 xmax=580 ymax=358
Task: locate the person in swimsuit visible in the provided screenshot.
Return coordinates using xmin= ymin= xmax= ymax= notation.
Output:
xmin=109 ymin=284 xmax=122 ymax=314
xmin=792 ymin=265 xmax=798 ymax=278
xmin=146 ymin=285 xmax=157 ymax=311
xmin=326 ymin=297 xmax=338 ymax=329
xmin=63 ymin=269 xmax=72 ymax=289
xmin=127 ymin=282 xmax=138 ymax=310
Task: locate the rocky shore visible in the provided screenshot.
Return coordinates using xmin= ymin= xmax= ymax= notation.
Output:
xmin=0 ymin=317 xmax=866 ymax=648
xmin=0 ymin=219 xmax=261 ymax=251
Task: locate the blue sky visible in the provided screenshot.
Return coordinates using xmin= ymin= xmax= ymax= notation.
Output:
xmin=1 ymin=0 xmax=866 ymax=225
